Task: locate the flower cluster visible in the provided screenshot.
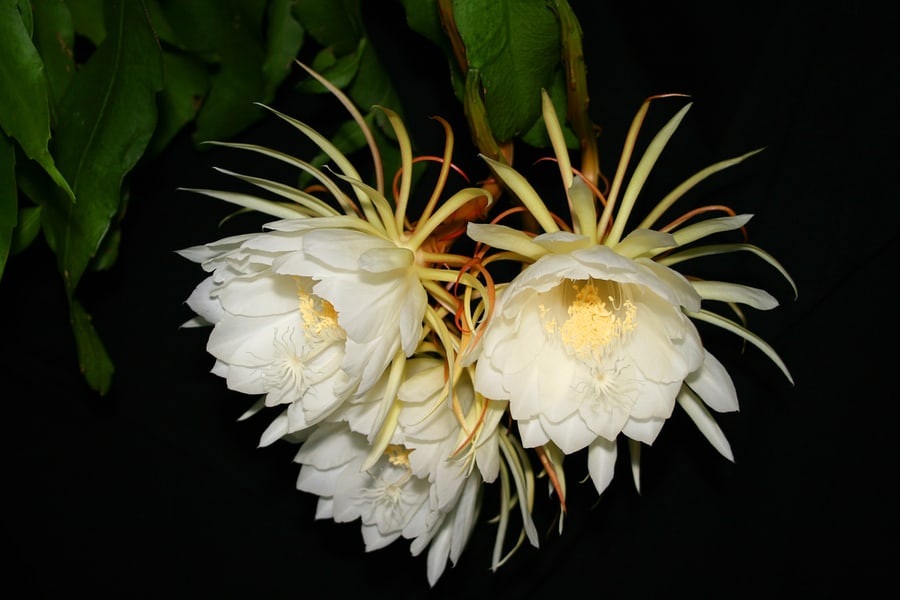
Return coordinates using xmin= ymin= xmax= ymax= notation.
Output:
xmin=179 ymin=68 xmax=794 ymax=586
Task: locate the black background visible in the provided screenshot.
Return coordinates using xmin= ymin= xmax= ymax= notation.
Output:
xmin=4 ymin=1 xmax=898 ymax=598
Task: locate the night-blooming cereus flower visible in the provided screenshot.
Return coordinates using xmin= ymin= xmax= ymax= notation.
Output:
xmin=295 ymin=358 xmax=505 ymax=586
xmin=178 ymin=232 xmax=350 ymax=431
xmin=179 ymin=64 xmax=492 ymax=444
xmin=465 ymin=90 xmax=796 ymax=497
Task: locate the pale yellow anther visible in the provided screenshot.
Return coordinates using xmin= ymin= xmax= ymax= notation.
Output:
xmin=385 ymin=444 xmax=413 ymax=467
xmin=296 ymin=279 xmax=342 ymax=342
xmin=555 ymin=280 xmax=636 ymax=360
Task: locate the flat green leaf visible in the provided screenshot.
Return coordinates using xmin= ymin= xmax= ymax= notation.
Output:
xmin=32 ymin=0 xmax=76 ymax=115
xmin=41 ymin=0 xmax=163 ymax=294
xmin=348 ymin=38 xmax=404 ymax=129
xmin=400 ymin=0 xmax=464 ymax=99
xmin=452 ymin=0 xmax=561 ymax=141
xmin=37 ymin=0 xmax=162 ymax=394
xmin=65 ymin=0 xmax=105 ymax=45
xmin=70 ymin=296 xmax=114 ymax=395
xmin=262 ymin=0 xmax=305 ymax=99
xmin=0 ymin=133 xmax=16 ymax=280
xmin=0 ymin=0 xmax=75 ymax=201
xmin=401 ymin=0 xmax=451 ymax=57
xmin=298 ymin=43 xmax=364 ymax=93
xmin=16 ymin=0 xmax=32 ymax=35
xmin=143 ymin=0 xmax=179 ymax=46
xmin=158 ymin=0 xmax=269 ymax=143
xmin=519 ymin=68 xmax=577 ymax=149
xmin=292 ymin=0 xmax=363 ymax=56
xmin=146 ymin=50 xmax=210 ymax=157
xmin=11 ymin=205 xmax=42 ymax=256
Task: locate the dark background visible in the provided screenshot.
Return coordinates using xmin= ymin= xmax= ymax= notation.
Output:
xmin=4 ymin=1 xmax=898 ymax=597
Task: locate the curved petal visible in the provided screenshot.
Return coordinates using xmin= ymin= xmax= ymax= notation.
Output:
xmin=685 ymin=350 xmax=739 ymax=412
xmin=676 ymin=386 xmax=734 ymax=461
xmin=587 ymin=436 xmax=618 ymax=495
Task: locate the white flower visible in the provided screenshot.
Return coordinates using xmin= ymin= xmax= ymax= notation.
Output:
xmin=179 ymin=231 xmax=351 ymax=434
xmin=294 ymin=421 xmax=485 ymax=586
xmin=294 ymin=356 xmax=503 ymax=585
xmin=263 ymin=219 xmax=427 ymax=400
xmin=179 ymin=66 xmax=492 ymax=446
xmin=465 ymin=90 xmax=795 ymax=496
xmin=473 ymin=242 xmax=705 ymax=456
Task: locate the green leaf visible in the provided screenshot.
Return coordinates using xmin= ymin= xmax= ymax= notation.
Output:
xmin=40 ymin=0 xmax=163 ymax=294
xmin=146 ymin=49 xmax=210 ymax=157
xmin=323 ymin=50 xmax=358 ymax=90
xmin=348 ymin=38 xmax=404 ymax=124
xmin=158 ymin=0 xmax=270 ymax=143
xmin=16 ymin=0 xmax=32 ymax=36
xmin=11 ymin=205 xmax=42 ymax=256
xmin=262 ymin=0 xmax=305 ymax=99
xmin=0 ymin=133 xmax=16 ymax=280
xmin=36 ymin=0 xmax=163 ymax=394
xmin=519 ymin=68 xmax=577 ymax=149
xmin=65 ymin=0 xmax=105 ymax=45
xmin=401 ymin=0 xmax=450 ymax=56
xmin=400 ymin=0 xmax=463 ymax=99
xmin=32 ymin=0 xmax=76 ymax=116
xmin=452 ymin=0 xmax=561 ymax=141
xmin=292 ymin=0 xmax=363 ymax=56
xmin=298 ymin=42 xmax=364 ymax=93
xmin=70 ymin=296 xmax=114 ymax=395
xmin=0 ymin=0 xmax=75 ymax=201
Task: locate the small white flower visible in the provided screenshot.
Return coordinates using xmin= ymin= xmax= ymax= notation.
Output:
xmin=294 ymin=420 xmax=485 ymax=585
xmin=295 ymin=356 xmax=502 ymax=584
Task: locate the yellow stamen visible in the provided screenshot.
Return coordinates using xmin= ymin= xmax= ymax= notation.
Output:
xmin=551 ymin=280 xmax=636 ymax=361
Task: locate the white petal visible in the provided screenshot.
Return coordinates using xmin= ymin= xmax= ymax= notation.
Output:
xmin=516 ymin=417 xmax=551 ymax=449
xmin=185 ymin=277 xmax=224 ymax=324
xmin=294 ymin=422 xmax=364 ymax=468
xmin=449 ymin=475 xmax=481 ymax=563
xmin=302 ymin=228 xmax=392 ymax=272
xmin=532 ymin=230 xmax=592 ymax=253
xmin=613 ymin=229 xmax=677 ymax=258
xmin=587 ymin=436 xmax=618 ymax=495
xmin=216 ymin=273 xmax=300 ymax=316
xmin=672 ymin=213 xmax=754 ymax=247
xmin=361 ymin=523 xmax=401 ymax=552
xmin=206 ymin=312 xmax=300 ymax=365
xmin=686 ymin=350 xmax=739 ymax=412
xmin=358 ymin=246 xmax=414 ymax=272
xmin=621 ymin=415 xmax=666 ymax=444
xmin=541 ymin=414 xmax=597 ymax=454
xmin=692 ymin=280 xmax=779 ymax=310
xmin=676 ymin=386 xmax=734 ymax=461
xmin=425 ymin=522 xmax=452 ymax=587
xmin=258 ymin=412 xmax=288 ymax=447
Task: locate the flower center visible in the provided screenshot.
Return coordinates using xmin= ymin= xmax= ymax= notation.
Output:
xmin=296 ymin=280 xmax=343 ymax=344
xmin=385 ymin=444 xmax=414 ymax=468
xmin=545 ymin=278 xmax=636 ymax=362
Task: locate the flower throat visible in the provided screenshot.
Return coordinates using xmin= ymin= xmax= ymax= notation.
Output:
xmin=555 ymin=279 xmax=636 ymax=361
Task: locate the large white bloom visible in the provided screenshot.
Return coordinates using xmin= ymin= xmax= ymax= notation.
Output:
xmin=178 ymin=68 xmax=491 ymax=445
xmin=465 ymin=91 xmax=795 ymax=497
xmin=474 ymin=241 xmax=705 ymax=456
